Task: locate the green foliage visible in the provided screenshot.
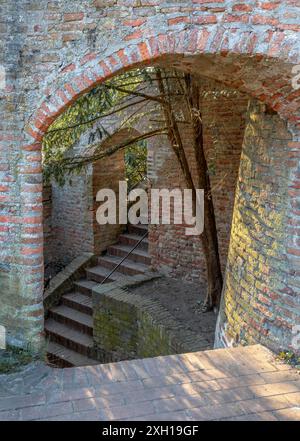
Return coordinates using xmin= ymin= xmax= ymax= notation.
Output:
xmin=125 ymin=140 xmax=147 ymax=190
xmin=42 ymin=68 xmax=154 ymax=185
xmin=42 ymin=66 xmax=234 ymax=188
xmin=277 ymin=350 xmax=300 ymax=369
xmin=0 ymin=345 xmax=35 ymax=374
xmin=43 ymin=86 xmax=112 ymax=184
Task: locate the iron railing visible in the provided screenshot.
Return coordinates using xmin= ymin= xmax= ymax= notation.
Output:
xmin=100 ymin=229 xmax=148 ymax=285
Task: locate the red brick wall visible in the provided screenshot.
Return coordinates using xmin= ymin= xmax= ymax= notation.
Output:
xmin=148 ymin=78 xmax=248 ymax=283
xmin=215 ymin=100 xmax=298 ymax=354
xmin=42 ymin=184 xmax=53 ymax=280
xmin=93 ymin=136 xmax=126 ymax=255
xmin=48 ymin=168 xmax=95 ymax=269
xmin=43 ymin=136 xmax=125 ymax=275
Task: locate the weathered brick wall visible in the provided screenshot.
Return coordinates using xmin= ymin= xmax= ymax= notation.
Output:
xmin=215 ymin=100 xmax=299 ymax=354
xmin=0 ymin=0 xmax=299 ymax=352
xmin=42 ymin=184 xmax=53 ymax=280
xmin=43 ymin=141 xmax=125 ymax=275
xmin=50 ymin=169 xmax=94 ymax=270
xmin=92 ymin=133 xmax=126 ymax=256
xmin=149 ymin=78 xmax=248 ymax=282
xmin=92 ymin=281 xmax=208 ymax=363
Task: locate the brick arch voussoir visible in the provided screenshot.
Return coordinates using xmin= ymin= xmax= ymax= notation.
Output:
xmin=26 ymin=27 xmax=298 ymax=144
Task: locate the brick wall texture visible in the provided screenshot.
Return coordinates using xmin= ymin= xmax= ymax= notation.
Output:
xmin=0 ymin=0 xmax=299 ymax=353
xmin=43 ymin=134 xmax=125 ymax=276
xmin=148 ymin=78 xmax=248 ymax=281
xmin=92 ymin=283 xmax=210 ymax=363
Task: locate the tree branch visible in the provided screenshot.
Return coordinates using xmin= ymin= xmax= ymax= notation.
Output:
xmin=103 ymin=83 xmax=166 ymax=105
xmin=46 ymin=98 xmax=147 ymax=134
xmin=47 ymin=128 xmax=168 ymax=170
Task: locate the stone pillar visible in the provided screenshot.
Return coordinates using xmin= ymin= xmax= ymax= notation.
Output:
xmin=215 ymin=100 xmax=298 ymax=353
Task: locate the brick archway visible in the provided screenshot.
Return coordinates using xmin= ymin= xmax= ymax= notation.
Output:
xmin=28 ymin=35 xmax=298 ymax=139
xmin=2 ymin=6 xmax=299 ymax=352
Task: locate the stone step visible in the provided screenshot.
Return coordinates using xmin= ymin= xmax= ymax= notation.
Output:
xmin=97 ymin=254 xmax=149 ymax=276
xmin=48 ymin=305 xmax=93 ymax=335
xmin=127 ymin=223 xmax=148 ymax=236
xmin=74 ymin=279 xmax=98 ymax=296
xmin=118 ymin=233 xmax=149 ymax=251
xmin=62 ymin=291 xmax=93 ymax=315
xmin=46 ymin=341 xmax=98 ymax=368
xmin=107 ymin=243 xmax=151 ymax=265
xmin=45 ymin=319 xmax=93 ymax=357
xmin=86 ymin=265 xmax=124 ymax=284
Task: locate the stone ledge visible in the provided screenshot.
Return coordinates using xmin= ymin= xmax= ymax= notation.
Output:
xmin=44 ymin=253 xmax=97 ymax=312
xmin=92 ymin=273 xmax=209 ymax=363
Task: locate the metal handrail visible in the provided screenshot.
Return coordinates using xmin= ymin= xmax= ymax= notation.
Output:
xmin=100 ymin=228 xmax=148 ymax=285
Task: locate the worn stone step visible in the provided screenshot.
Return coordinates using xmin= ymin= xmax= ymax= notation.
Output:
xmin=48 ymin=305 xmax=93 ymax=335
xmin=98 ymin=254 xmax=148 ymax=276
xmin=86 ymin=265 xmax=124 ymax=284
xmin=127 ymin=223 xmax=148 ymax=236
xmin=45 ymin=319 xmax=93 ymax=356
xmin=107 ymin=243 xmax=151 ymax=265
xmin=62 ymin=291 xmax=93 ymax=315
xmin=118 ymin=233 xmax=149 ymax=251
xmin=74 ymin=279 xmax=98 ymax=296
xmin=46 ymin=341 xmax=98 ymax=368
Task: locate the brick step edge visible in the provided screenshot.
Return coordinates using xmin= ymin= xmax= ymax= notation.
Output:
xmin=45 ymin=319 xmax=93 ymax=357
xmin=46 ymin=341 xmax=99 ymax=368
xmin=48 ymin=306 xmax=93 ymax=336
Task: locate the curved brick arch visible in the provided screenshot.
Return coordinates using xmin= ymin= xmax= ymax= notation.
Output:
xmin=27 ymin=29 xmax=299 ymax=141
xmin=23 ymin=40 xmax=300 ymax=352
xmin=24 ymin=32 xmax=299 ymax=353
xmin=1 ymin=1 xmax=299 ymax=352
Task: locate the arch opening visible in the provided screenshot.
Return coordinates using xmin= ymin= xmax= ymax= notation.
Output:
xmin=3 ymin=35 xmax=297 ymax=359
xmin=37 ymin=53 xmax=298 ymax=366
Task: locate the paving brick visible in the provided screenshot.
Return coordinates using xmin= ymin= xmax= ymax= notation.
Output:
xmin=152 ymin=395 xmax=210 ymax=413
xmin=142 ymin=373 xmax=194 ymax=388
xmin=72 ymin=395 xmax=125 ymax=413
xmin=188 ymin=368 xmax=231 ymax=382
xmin=172 ymin=379 xmax=221 ymax=396
xmin=101 ymin=401 xmax=155 ymax=420
xmin=1 ymin=344 xmax=299 ymax=421
xmin=46 ymin=387 xmax=96 ymax=404
xmin=216 ymin=374 xmax=266 ymax=390
xmin=260 ymin=370 xmax=300 ymax=384
xmin=123 ymin=411 xmax=191 ymax=421
xmin=123 ymin=386 xmax=176 ymax=403
xmin=0 ymin=410 xmax=21 ymax=421
xmin=21 ymin=401 xmax=74 ymax=421
xmin=221 ymin=411 xmax=278 ymax=421
xmin=186 ymin=402 xmax=246 ymax=421
xmin=282 ymin=392 xmax=300 ymax=406
xmin=207 ymin=386 xmax=256 ymax=404
xmin=239 ymin=395 xmax=291 ymax=414
xmin=274 ymin=407 xmax=300 ymax=421
xmin=39 ymin=410 xmax=101 ymax=421
xmin=93 ymin=379 xmax=145 ymax=396
xmin=0 ymin=393 xmax=46 ymax=412
xmin=250 ymin=381 xmax=300 ymax=397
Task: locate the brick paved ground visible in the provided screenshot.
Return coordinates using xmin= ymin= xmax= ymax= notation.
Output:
xmin=0 ymin=345 xmax=299 ymax=421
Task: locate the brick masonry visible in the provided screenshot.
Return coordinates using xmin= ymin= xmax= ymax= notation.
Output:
xmin=92 ymin=275 xmax=212 ymax=363
xmin=215 ymin=100 xmax=299 ymax=353
xmin=43 ymin=132 xmax=125 ymax=276
xmin=148 ymin=77 xmax=248 ymax=281
xmin=0 ymin=1 xmax=299 ymax=353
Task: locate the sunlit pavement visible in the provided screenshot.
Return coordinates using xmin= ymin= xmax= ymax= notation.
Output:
xmin=0 ymin=345 xmax=299 ymax=421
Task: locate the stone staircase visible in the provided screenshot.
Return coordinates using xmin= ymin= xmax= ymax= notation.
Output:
xmin=45 ymin=224 xmax=150 ymax=368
